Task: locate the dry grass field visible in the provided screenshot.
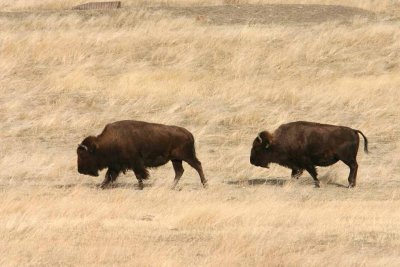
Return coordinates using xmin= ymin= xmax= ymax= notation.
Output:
xmin=1 ymin=0 xmax=400 ymax=266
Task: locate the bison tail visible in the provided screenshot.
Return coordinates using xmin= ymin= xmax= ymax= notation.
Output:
xmin=187 ymin=132 xmax=197 ymax=158
xmin=191 ymin=140 xmax=198 ymax=159
xmin=355 ymin=130 xmax=369 ymax=154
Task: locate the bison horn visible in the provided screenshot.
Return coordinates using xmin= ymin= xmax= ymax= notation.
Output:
xmin=257 ymin=134 xmax=262 ymax=143
xmin=78 ymin=144 xmax=88 ymax=151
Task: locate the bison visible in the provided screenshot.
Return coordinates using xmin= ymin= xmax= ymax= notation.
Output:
xmin=250 ymin=121 xmax=368 ymax=188
xmin=77 ymin=120 xmax=207 ymax=189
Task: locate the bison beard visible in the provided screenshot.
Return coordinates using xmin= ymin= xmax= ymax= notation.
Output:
xmin=77 ymin=120 xmax=207 ymax=190
xmin=250 ymin=121 xmax=368 ymax=188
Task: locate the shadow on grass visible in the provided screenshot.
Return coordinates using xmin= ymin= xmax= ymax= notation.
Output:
xmin=53 ymin=182 xmax=152 ymax=190
xmin=326 ymin=181 xmax=348 ymax=188
xmin=226 ymin=178 xmax=287 ymax=187
xmin=227 ymin=178 xmax=349 ymax=188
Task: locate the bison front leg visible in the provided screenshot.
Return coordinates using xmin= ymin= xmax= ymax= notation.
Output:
xmin=101 ymin=169 xmax=119 ymax=189
xmin=133 ymin=164 xmax=149 ymax=190
xmin=305 ymin=165 xmax=320 ymax=188
xmin=291 ymin=169 xmax=303 ymax=179
xmin=171 ymin=160 xmax=184 ymax=189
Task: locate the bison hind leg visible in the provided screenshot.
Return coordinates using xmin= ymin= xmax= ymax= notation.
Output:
xmin=342 ymin=159 xmax=358 ymax=188
xmin=171 ymin=160 xmax=184 ymax=189
xmin=185 ymin=157 xmax=207 ymax=188
xmin=173 ymin=143 xmax=207 ymax=188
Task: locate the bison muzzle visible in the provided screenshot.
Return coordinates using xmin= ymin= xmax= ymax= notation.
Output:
xmin=77 ymin=120 xmax=207 ymax=190
xmin=250 ymin=121 xmax=368 ymax=188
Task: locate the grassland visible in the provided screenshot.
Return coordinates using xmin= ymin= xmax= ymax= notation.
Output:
xmin=1 ymin=0 xmax=400 ymax=266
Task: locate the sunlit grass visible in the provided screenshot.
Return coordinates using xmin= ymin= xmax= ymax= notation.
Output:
xmin=1 ymin=1 xmax=400 ymax=266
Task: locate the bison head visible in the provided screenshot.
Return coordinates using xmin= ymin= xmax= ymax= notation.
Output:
xmin=77 ymin=136 xmax=100 ymax=177
xmin=250 ymin=131 xmax=274 ymax=168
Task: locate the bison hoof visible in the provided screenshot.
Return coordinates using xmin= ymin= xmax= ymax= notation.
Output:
xmin=100 ymin=183 xmax=108 ymax=189
xmin=171 ymin=187 xmax=182 ymax=191
xmin=202 ymin=182 xmax=209 ymax=189
xmin=171 ymin=184 xmax=182 ymax=190
xmin=314 ymin=183 xmax=320 ymax=188
xmin=348 ymin=184 xmax=356 ymax=188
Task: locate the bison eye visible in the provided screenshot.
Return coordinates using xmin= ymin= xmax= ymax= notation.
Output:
xmin=256 ymin=146 xmax=263 ymax=152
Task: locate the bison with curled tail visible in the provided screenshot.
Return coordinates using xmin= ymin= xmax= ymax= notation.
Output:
xmin=77 ymin=120 xmax=207 ymax=190
xmin=250 ymin=121 xmax=368 ymax=188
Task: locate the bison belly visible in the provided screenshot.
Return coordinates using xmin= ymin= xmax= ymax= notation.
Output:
xmin=311 ymin=157 xmax=339 ymax=167
xmin=143 ymin=155 xmax=170 ymax=168
xmin=309 ymin=149 xmax=339 ymax=167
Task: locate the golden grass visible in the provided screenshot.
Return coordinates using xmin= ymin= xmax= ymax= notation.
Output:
xmin=1 ymin=1 xmax=400 ymax=266
xmin=0 ymin=0 xmax=398 ymax=12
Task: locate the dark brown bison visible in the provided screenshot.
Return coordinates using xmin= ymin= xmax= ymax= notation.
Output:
xmin=250 ymin=121 xmax=368 ymax=188
xmin=77 ymin=120 xmax=207 ymax=189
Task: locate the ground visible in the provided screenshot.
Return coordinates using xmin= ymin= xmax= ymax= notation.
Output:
xmin=1 ymin=1 xmax=400 ymax=266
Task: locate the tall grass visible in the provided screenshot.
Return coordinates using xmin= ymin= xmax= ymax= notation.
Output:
xmin=0 ymin=0 xmax=398 ymax=11
xmin=0 ymin=1 xmax=400 ymax=266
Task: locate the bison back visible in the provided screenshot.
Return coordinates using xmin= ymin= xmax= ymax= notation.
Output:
xmin=275 ymin=121 xmax=360 ymax=165
xmin=99 ymin=120 xmax=195 ymax=162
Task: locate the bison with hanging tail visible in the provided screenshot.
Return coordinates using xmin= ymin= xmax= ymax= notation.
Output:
xmin=77 ymin=120 xmax=207 ymax=190
xmin=250 ymin=121 xmax=368 ymax=188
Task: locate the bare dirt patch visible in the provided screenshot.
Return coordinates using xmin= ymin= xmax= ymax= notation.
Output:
xmin=160 ymin=4 xmax=376 ymax=25
xmin=0 ymin=4 xmax=375 ymax=25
